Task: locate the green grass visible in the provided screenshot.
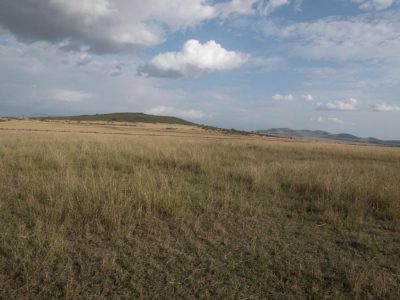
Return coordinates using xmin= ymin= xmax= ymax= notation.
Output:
xmin=35 ymin=112 xmax=195 ymax=126
xmin=0 ymin=132 xmax=399 ymax=299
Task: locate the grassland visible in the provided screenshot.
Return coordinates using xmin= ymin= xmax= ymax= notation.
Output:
xmin=0 ymin=120 xmax=399 ymax=299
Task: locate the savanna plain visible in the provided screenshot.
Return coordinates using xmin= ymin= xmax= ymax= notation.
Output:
xmin=0 ymin=119 xmax=399 ymax=299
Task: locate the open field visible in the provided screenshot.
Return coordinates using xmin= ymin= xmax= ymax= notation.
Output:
xmin=0 ymin=120 xmax=399 ymax=299
xmin=0 ymin=119 xmax=263 ymax=140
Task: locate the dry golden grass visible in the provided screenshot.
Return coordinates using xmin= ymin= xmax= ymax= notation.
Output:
xmin=0 ymin=119 xmax=264 ymax=140
xmin=0 ymin=120 xmax=399 ymax=299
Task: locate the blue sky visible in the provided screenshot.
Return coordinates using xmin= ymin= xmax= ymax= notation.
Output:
xmin=0 ymin=0 xmax=399 ymax=138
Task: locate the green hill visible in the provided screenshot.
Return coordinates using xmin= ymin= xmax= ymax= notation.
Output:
xmin=34 ymin=112 xmax=195 ymax=126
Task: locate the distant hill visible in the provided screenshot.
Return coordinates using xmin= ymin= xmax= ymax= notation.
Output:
xmin=258 ymin=128 xmax=400 ymax=147
xmin=33 ymin=112 xmax=195 ymax=126
xmin=31 ymin=113 xmax=257 ymax=135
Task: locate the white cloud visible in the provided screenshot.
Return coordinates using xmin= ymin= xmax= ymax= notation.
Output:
xmin=352 ymin=0 xmax=399 ymax=10
xmin=314 ymin=116 xmax=345 ymax=124
xmin=373 ymin=103 xmax=400 ymax=111
xmin=50 ymin=89 xmax=92 ymax=102
xmin=264 ymin=12 xmax=400 ymax=62
xmin=272 ymin=94 xmax=294 ymax=101
xmin=317 ymin=98 xmax=359 ymax=111
xmin=259 ymin=0 xmax=290 ymax=15
xmin=139 ymin=39 xmax=249 ymax=78
xmin=294 ymin=0 xmax=304 ymax=12
xmin=216 ymin=0 xmax=258 ymax=17
xmin=146 ymin=106 xmax=206 ymax=119
xmin=217 ymin=0 xmax=300 ymax=17
xmin=328 ymin=117 xmax=345 ymax=124
xmin=302 ymin=94 xmax=314 ymax=101
xmin=141 ymin=0 xmax=215 ymax=30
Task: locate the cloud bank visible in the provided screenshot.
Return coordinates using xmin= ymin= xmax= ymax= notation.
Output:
xmin=0 ymin=0 xmax=216 ymax=53
xmin=0 ymin=0 xmax=298 ymax=54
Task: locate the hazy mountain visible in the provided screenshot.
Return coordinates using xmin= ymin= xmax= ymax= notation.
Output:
xmin=258 ymin=128 xmax=400 ymax=147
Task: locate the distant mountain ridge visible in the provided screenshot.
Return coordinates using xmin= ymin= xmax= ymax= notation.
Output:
xmin=258 ymin=128 xmax=400 ymax=147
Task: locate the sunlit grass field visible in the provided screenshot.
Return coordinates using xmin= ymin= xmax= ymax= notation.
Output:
xmin=0 ymin=120 xmax=399 ymax=299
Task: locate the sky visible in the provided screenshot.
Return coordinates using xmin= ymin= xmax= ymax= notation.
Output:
xmin=0 ymin=0 xmax=400 ymax=139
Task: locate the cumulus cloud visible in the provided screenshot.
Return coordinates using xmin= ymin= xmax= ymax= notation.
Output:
xmin=50 ymin=89 xmax=92 ymax=102
xmin=138 ymin=39 xmax=249 ymax=78
xmin=352 ymin=0 xmax=399 ymax=10
xmin=0 ymin=0 xmax=157 ymax=53
xmin=317 ymin=98 xmax=359 ymax=111
xmin=0 ymin=0 xmax=219 ymax=54
xmin=146 ymin=106 xmax=206 ymax=119
xmin=272 ymin=94 xmax=294 ymax=101
xmin=373 ymin=103 xmax=400 ymax=111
